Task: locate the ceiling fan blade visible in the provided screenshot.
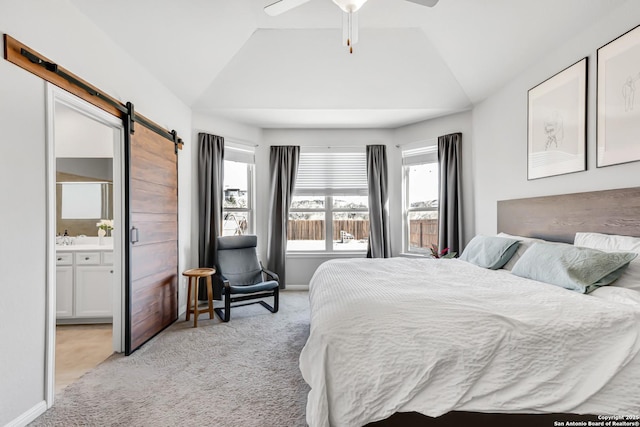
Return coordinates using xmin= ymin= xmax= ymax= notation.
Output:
xmin=264 ymin=0 xmax=313 ymax=16
xmin=404 ymin=0 xmax=439 ymax=7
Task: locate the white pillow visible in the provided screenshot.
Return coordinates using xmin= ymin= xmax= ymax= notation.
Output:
xmin=574 ymin=232 xmax=640 ymax=292
xmin=498 ymin=233 xmax=547 ymax=271
xmin=574 ymin=232 xmax=640 ymax=252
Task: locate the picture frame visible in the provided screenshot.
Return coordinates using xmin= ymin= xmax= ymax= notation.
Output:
xmin=527 ymin=58 xmax=587 ymax=180
xmin=597 ymin=24 xmax=640 ymax=167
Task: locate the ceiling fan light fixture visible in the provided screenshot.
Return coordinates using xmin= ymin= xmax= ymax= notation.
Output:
xmin=265 ymin=0 xmax=438 ymax=54
xmin=332 ymin=0 xmax=368 ymax=13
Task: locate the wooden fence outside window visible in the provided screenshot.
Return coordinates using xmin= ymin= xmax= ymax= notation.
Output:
xmin=287 ymin=218 xmax=439 ymax=249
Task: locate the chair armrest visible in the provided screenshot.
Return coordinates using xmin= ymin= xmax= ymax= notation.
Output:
xmin=261 ymin=267 xmax=279 ymax=282
xmin=213 ymin=272 xmax=230 ymax=288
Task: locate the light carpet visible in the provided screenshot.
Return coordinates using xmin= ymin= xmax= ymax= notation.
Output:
xmin=31 ymin=291 xmax=310 ymax=427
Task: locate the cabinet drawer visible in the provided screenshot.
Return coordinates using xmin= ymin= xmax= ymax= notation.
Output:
xmin=102 ymin=251 xmax=114 ymax=265
xmin=75 ymin=252 xmax=101 ymax=265
xmin=56 ymin=253 xmax=73 ymax=265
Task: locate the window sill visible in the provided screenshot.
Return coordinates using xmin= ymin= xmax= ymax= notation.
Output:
xmin=286 ymin=251 xmax=367 ymax=259
xmin=399 ymin=252 xmax=430 ymax=258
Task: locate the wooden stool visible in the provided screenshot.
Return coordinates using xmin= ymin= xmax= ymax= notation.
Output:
xmin=182 ymin=268 xmax=216 ymax=327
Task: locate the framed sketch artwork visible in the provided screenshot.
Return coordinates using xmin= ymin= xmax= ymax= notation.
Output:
xmin=527 ymin=58 xmax=587 ymax=180
xmin=597 ymin=25 xmax=640 ymax=167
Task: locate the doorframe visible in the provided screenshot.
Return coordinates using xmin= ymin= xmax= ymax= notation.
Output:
xmin=44 ymin=83 xmax=126 ymax=407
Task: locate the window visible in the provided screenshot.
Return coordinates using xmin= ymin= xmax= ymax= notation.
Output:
xmin=60 ymin=182 xmax=104 ymax=219
xmin=288 ymin=149 xmax=369 ymax=252
xmin=402 ymin=145 xmax=439 ymax=255
xmin=222 ymin=143 xmax=255 ymax=236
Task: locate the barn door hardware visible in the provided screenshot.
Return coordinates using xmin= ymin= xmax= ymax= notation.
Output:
xmin=126 ymin=102 xmax=135 ymax=134
xmin=20 ymin=47 xmax=128 ymax=116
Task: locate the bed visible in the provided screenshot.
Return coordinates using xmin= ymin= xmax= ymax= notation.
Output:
xmin=299 ymin=187 xmax=640 ymax=427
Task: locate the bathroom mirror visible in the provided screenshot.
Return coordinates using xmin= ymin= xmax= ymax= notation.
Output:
xmin=59 ymin=182 xmax=112 ymax=219
xmin=56 ymin=157 xmax=113 ymax=236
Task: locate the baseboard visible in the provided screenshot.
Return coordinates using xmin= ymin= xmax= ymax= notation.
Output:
xmin=5 ymin=400 xmax=47 ymax=427
xmin=284 ymin=284 xmax=309 ymax=291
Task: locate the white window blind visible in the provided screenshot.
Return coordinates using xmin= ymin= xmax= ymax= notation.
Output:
xmin=225 ymin=141 xmax=255 ymax=164
xmin=295 ymin=149 xmax=368 ymax=196
xmin=402 ymin=145 xmax=438 ymax=166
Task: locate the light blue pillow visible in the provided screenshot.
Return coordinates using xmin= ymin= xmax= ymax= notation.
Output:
xmin=511 ymin=242 xmax=637 ymax=293
xmin=459 ymin=235 xmax=520 ymax=269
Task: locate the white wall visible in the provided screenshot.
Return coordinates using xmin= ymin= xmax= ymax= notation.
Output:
xmin=55 ymin=103 xmax=114 ymax=158
xmin=472 ymin=1 xmax=640 ymax=237
xmin=261 ymin=128 xmax=395 ymax=286
xmin=0 ymin=40 xmax=48 ymax=427
xmin=0 ymin=1 xmax=192 ymax=425
xmin=393 ymin=111 xmax=474 ymax=244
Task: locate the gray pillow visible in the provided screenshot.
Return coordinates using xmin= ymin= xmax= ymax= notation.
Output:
xmin=459 ymin=235 xmax=520 ymax=269
xmin=511 ymin=242 xmax=637 ymax=293
xmin=497 ymin=232 xmax=548 ymax=271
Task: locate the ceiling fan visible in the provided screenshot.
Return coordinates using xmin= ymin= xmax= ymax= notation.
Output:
xmin=264 ymin=0 xmax=440 ymax=53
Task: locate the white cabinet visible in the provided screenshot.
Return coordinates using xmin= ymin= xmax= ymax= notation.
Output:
xmin=76 ymin=266 xmax=113 ymax=317
xmin=56 ymin=249 xmax=113 ymax=323
xmin=56 ymin=266 xmax=74 ymax=318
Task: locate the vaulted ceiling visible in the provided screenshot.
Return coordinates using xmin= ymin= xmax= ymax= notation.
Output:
xmin=69 ymin=0 xmax=627 ymax=128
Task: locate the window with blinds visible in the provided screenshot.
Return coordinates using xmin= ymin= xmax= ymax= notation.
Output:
xmin=401 ymin=145 xmax=438 ymax=166
xmin=225 ymin=143 xmax=255 ymax=164
xmin=294 ymin=150 xmax=368 ymax=196
xmin=289 ymin=148 xmax=369 ymax=253
xmin=402 ymin=144 xmax=439 ymax=255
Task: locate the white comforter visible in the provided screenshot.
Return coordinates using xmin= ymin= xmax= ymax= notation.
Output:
xmin=299 ymin=258 xmax=640 ymax=427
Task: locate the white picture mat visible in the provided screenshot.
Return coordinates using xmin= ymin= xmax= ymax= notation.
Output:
xmin=528 ymin=58 xmax=587 ymax=180
xmin=597 ymin=25 xmax=640 ymax=167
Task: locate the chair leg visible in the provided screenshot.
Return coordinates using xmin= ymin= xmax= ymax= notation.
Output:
xmin=214 ymin=287 xmax=231 ymax=322
xmin=215 ymin=288 xmax=279 ymax=321
xmin=273 ymin=286 xmax=279 ymax=313
xmin=224 ymin=287 xmax=230 ymax=321
xmin=257 ymin=288 xmax=279 ymax=313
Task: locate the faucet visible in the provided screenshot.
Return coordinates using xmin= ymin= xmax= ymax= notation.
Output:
xmin=56 ymin=233 xmax=74 ymax=246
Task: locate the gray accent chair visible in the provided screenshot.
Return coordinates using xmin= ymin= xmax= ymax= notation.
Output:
xmin=214 ymin=235 xmax=279 ymax=322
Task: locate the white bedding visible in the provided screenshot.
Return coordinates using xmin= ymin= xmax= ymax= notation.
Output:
xmin=299 ymin=258 xmax=640 ymax=427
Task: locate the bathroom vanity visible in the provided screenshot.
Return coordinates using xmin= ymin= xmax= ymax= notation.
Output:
xmin=56 ymin=245 xmax=114 ymax=324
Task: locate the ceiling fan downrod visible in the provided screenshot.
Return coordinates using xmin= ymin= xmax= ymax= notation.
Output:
xmin=347 ymin=11 xmax=353 ymax=54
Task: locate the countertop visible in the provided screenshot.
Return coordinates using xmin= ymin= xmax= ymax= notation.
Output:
xmin=56 ymin=245 xmax=113 ymax=252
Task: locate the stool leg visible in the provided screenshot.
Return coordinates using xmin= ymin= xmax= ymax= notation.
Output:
xmin=206 ymin=276 xmax=214 ymax=320
xmin=185 ymin=277 xmax=193 ymax=322
xmin=193 ymin=276 xmax=200 ymax=328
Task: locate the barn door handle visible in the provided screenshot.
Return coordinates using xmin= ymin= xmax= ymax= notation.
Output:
xmin=131 ymin=226 xmax=139 ymax=244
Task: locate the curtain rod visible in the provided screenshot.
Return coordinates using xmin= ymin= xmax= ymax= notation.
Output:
xmin=395 ymin=137 xmax=437 ymax=149
xmin=225 ymin=137 xmax=259 ymax=148
xmin=299 ymin=145 xmax=369 ymax=149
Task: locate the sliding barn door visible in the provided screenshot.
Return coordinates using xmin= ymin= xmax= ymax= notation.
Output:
xmin=125 ymin=124 xmax=179 ymax=354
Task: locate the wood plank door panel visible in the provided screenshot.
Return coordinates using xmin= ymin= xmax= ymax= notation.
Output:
xmin=126 ymin=124 xmax=178 ymax=354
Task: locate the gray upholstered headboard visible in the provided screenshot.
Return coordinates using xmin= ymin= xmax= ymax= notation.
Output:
xmin=497 ymin=187 xmax=640 ymax=244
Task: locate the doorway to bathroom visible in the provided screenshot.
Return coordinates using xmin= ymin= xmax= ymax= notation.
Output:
xmin=45 ymin=84 xmax=125 ymax=402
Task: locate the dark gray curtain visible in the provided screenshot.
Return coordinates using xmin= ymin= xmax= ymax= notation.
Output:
xmin=267 ymin=146 xmax=300 ymax=289
xmin=198 ymin=133 xmax=224 ymax=298
xmin=438 ymin=132 xmax=463 ymax=255
xmin=366 ymin=145 xmax=391 ymax=258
